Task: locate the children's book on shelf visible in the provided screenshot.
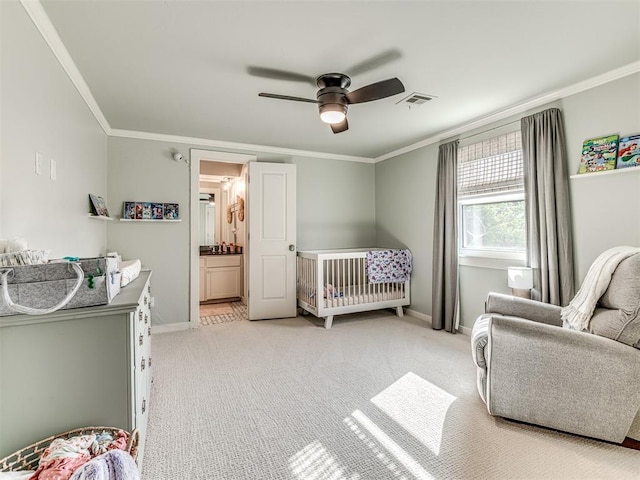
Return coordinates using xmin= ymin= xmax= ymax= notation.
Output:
xmin=164 ymin=203 xmax=179 ymax=220
xmin=616 ymin=134 xmax=640 ymax=169
xmin=151 ymin=202 xmax=164 ymax=219
xmin=135 ymin=202 xmax=143 ymax=220
xmin=142 ymin=202 xmax=152 ymax=219
xmin=578 ymin=134 xmax=619 ymax=174
xmin=89 ymin=194 xmax=109 ymax=217
xmin=123 ymin=202 xmax=135 ymax=220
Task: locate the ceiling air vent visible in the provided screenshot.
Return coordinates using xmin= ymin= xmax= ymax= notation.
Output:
xmin=397 ymin=92 xmax=436 ymax=107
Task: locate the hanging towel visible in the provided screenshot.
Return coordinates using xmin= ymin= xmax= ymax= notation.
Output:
xmin=366 ymin=249 xmax=413 ymax=284
xmin=561 ymin=246 xmax=640 ymax=331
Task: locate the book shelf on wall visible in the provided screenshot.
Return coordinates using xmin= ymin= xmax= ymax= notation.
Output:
xmin=570 ymin=167 xmax=640 ymax=180
xmin=119 ymin=219 xmax=181 ymax=223
xmin=87 ymin=214 xmax=114 ymax=221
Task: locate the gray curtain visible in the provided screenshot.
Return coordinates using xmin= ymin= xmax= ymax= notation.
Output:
xmin=521 ymin=108 xmax=574 ymax=306
xmin=432 ymin=140 xmax=459 ymax=332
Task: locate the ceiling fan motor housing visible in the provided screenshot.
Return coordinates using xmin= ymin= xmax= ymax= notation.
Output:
xmin=316 ymin=74 xmax=351 ymax=122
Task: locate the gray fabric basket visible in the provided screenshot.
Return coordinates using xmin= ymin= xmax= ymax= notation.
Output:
xmin=0 ymin=257 xmax=120 ymax=316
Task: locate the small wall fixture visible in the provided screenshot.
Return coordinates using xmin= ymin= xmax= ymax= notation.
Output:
xmin=208 ymin=194 xmax=215 ymax=205
xmin=507 ymin=267 xmax=533 ymax=299
xmin=171 ymin=150 xmax=190 ymax=165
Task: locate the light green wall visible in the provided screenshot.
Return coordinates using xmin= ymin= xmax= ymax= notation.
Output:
xmin=375 ymin=73 xmax=640 ymax=329
xmin=375 ymin=144 xmax=439 ymax=316
xmin=0 ymin=0 xmax=108 ymax=257
xmin=107 ymin=137 xmax=376 ymax=326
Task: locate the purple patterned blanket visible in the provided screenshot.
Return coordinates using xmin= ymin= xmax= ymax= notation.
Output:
xmin=366 ymin=249 xmax=412 ymax=284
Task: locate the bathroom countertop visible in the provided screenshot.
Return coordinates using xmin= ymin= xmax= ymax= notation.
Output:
xmin=200 ymin=251 xmax=243 ymax=256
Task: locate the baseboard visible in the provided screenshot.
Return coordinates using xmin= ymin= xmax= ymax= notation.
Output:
xmin=405 ymin=308 xmax=471 ymax=335
xmin=151 ymin=322 xmax=193 ymax=335
xmin=405 ymin=308 xmax=432 ymax=325
xmin=457 ymin=324 xmax=472 ymax=336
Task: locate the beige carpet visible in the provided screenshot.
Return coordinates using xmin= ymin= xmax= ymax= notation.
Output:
xmin=143 ymin=311 xmax=640 ymax=479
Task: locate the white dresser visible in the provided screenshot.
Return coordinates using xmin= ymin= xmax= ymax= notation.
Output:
xmin=0 ymin=271 xmax=153 ymax=467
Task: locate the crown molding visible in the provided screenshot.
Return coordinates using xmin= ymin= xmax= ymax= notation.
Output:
xmin=20 ymin=0 xmax=112 ymax=135
xmin=24 ymin=0 xmax=637 ymax=166
xmin=375 ymin=60 xmax=640 ymax=163
xmin=109 ymin=129 xmax=375 ymax=163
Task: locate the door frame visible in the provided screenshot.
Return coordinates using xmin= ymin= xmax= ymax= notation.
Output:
xmin=189 ymin=149 xmax=255 ymax=327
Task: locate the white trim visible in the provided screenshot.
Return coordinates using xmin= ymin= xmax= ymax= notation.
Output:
xmin=189 ymin=149 xmax=255 ymax=328
xmin=459 ymin=255 xmax=525 ymax=270
xmin=570 ymin=166 xmax=640 ymax=179
xmin=151 ymin=322 xmax=193 ymax=335
xmin=191 ymin=149 xmax=255 ymax=164
xmin=20 ymin=0 xmax=112 ymax=135
xmin=24 ymin=0 xmax=639 ymax=165
xmin=457 ymin=325 xmax=472 ymax=336
xmin=111 ymin=129 xmax=374 ymax=163
xmin=406 ymin=309 xmax=431 ymax=325
xmin=405 ymin=309 xmax=469 ymax=335
xmin=375 ymin=60 xmax=640 ymax=163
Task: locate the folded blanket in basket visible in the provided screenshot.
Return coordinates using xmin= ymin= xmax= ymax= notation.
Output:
xmin=69 ymin=450 xmax=139 ymax=480
xmin=29 ymin=431 xmax=129 ymax=480
xmin=366 ymin=249 xmax=412 ymax=284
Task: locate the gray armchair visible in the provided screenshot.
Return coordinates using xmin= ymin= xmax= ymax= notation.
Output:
xmin=471 ymin=253 xmax=640 ymax=443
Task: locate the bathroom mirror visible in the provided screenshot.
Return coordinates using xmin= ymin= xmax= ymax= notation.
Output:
xmin=199 ymin=193 xmax=217 ymax=245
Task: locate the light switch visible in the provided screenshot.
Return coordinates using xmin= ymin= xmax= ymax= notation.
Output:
xmin=50 ymin=158 xmax=56 ymax=180
xmin=35 ymin=152 xmax=43 ymax=175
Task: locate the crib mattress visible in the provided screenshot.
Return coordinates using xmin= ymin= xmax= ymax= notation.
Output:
xmin=322 ymin=289 xmax=406 ymax=308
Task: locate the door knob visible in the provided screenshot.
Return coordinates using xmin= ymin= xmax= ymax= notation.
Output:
xmin=289 ymin=244 xmax=295 ymax=251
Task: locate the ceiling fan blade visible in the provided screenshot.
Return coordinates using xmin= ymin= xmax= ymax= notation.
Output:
xmin=247 ymin=66 xmax=316 ymax=85
xmin=258 ymin=93 xmax=319 ymax=104
xmin=346 ymin=49 xmax=402 ymax=77
xmin=346 ymin=78 xmax=405 ymax=104
xmin=330 ymin=118 xmax=349 ymax=134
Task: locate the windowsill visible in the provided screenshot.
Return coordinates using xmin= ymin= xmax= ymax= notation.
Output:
xmin=459 ymin=255 xmax=526 ymax=270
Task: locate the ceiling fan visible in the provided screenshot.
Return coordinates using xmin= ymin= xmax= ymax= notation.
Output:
xmin=248 ymin=50 xmax=405 ymax=134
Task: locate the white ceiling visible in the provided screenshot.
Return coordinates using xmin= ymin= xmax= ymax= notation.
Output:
xmin=40 ymin=0 xmax=640 ymax=159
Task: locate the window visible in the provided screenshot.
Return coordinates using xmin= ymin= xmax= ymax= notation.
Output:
xmin=458 ymin=131 xmax=526 ymax=262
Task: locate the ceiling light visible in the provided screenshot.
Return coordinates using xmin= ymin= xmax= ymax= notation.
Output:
xmin=319 ymin=104 xmax=346 ymax=125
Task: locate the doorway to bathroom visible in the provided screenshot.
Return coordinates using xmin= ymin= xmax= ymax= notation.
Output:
xmin=189 ymin=149 xmax=253 ymax=327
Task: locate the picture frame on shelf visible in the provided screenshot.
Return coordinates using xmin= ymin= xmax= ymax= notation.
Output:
xmin=89 ymin=194 xmax=109 ymax=217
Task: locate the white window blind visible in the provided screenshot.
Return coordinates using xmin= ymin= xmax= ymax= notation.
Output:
xmin=458 ymin=131 xmax=523 ymax=197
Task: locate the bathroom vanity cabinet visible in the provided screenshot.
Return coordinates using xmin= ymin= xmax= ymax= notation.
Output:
xmin=199 ymin=254 xmax=242 ymax=301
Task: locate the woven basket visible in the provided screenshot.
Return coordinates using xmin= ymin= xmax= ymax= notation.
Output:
xmin=0 ymin=426 xmax=139 ymax=472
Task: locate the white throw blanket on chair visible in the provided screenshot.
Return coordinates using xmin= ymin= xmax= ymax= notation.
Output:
xmin=561 ymin=245 xmax=640 ymax=331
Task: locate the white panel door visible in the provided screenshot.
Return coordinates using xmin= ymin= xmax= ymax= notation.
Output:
xmin=248 ymin=162 xmax=297 ymax=320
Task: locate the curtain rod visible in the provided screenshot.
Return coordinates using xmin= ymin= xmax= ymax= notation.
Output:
xmin=459 ymin=119 xmax=521 ymax=142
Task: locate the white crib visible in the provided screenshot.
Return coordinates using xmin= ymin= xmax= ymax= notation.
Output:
xmin=297 ymin=248 xmax=411 ymax=328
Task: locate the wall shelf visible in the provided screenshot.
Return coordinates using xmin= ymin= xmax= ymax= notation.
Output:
xmin=119 ymin=219 xmax=182 ymax=223
xmin=87 ymin=214 xmax=113 ymax=221
xmin=570 ymin=166 xmax=640 ymax=180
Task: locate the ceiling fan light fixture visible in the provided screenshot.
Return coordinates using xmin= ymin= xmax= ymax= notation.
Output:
xmin=319 ymin=104 xmax=346 ymax=125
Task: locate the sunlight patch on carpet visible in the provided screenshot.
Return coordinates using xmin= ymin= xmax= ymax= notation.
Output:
xmin=350 ymin=410 xmax=436 ymax=480
xmin=288 ymin=440 xmax=360 ymax=480
xmin=343 ymin=417 xmax=409 ymax=479
xmin=371 ymin=372 xmax=456 ymax=455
